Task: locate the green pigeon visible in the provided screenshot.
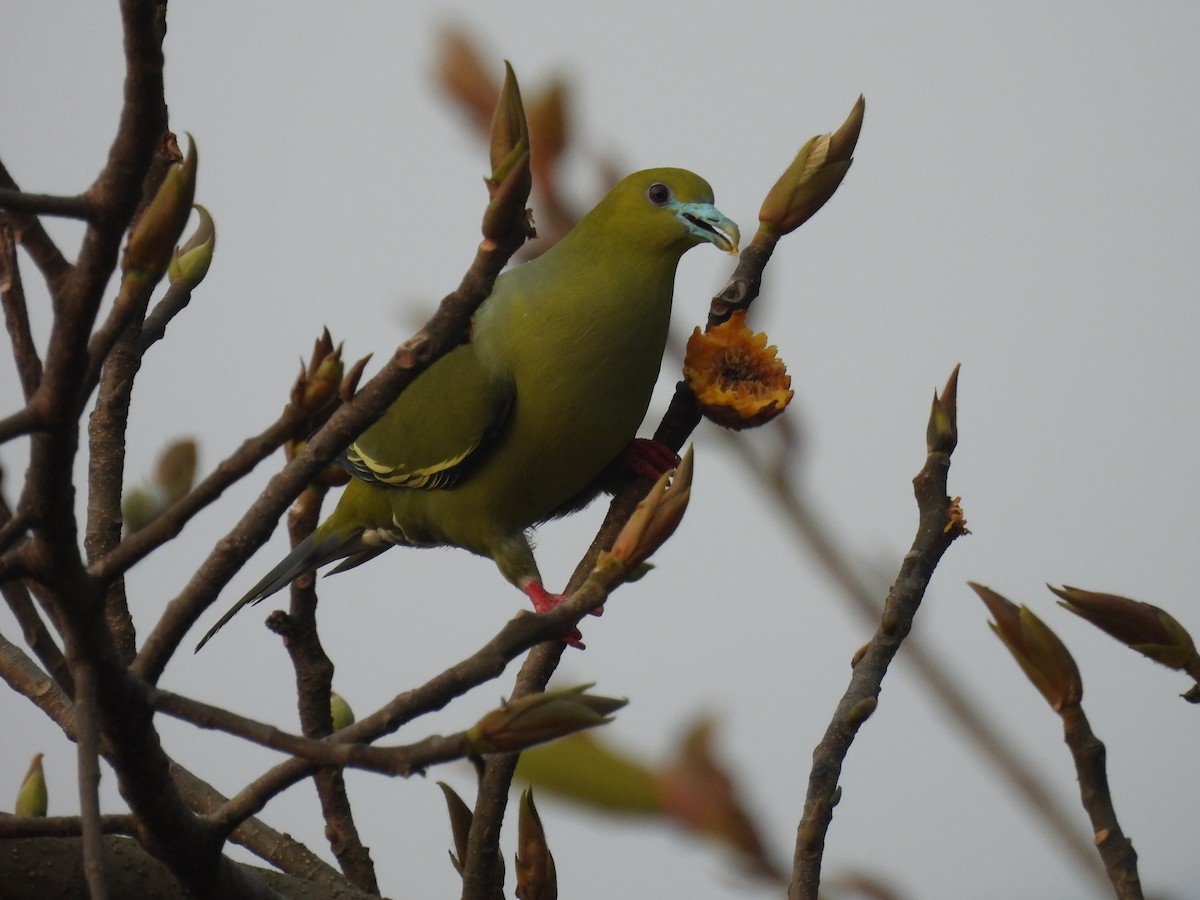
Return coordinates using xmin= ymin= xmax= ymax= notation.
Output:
xmin=198 ymin=168 xmax=738 ymax=649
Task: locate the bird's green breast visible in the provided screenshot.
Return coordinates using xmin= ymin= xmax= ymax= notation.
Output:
xmin=393 ymin=239 xmax=679 ymax=554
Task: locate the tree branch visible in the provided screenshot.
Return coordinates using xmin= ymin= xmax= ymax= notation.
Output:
xmin=0 ymin=813 xmax=137 ymax=838
xmin=73 ymin=660 xmax=110 ymax=900
xmin=0 ymin=157 xmax=72 ymax=296
xmin=135 ymin=205 xmax=532 ymax=685
xmin=276 ymin=486 xmax=379 ymax=894
xmin=789 ymin=418 xmax=962 ymax=898
xmin=0 ymin=629 xmax=77 ymax=731
xmin=206 ymin=568 xmax=618 ymax=836
xmin=0 ymin=188 xmax=93 ymax=219
xmin=718 ymin=425 xmax=1110 ymax=892
xmin=0 ymin=221 xmax=43 ymax=397
xmin=1 ymin=578 xmax=74 ymax=694
xmin=1062 ymin=709 xmax=1143 ymax=899
xmin=0 ymin=833 xmax=383 ymax=900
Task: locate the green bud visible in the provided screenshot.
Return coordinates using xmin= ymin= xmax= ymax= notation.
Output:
xmin=15 ymin=753 xmax=47 ymax=817
xmin=121 ymin=486 xmax=162 ymax=534
xmin=758 ymin=95 xmax=864 ymax=236
xmin=330 ymin=692 xmax=355 ymax=731
xmin=291 ymin=329 xmax=345 ymax=419
xmin=468 ymin=684 xmax=626 ymax=755
xmin=168 ymin=204 xmax=216 ymax=288
xmin=926 ymin=363 xmax=960 ymax=454
xmin=850 ymin=642 xmax=869 ymax=668
xmin=483 ymin=62 xmax=532 ymax=242
xmin=124 ymin=134 xmax=199 ymax=280
xmin=155 ymin=438 xmax=198 ymax=504
xmin=122 ymin=438 xmax=198 ymax=532
xmin=846 ymin=696 xmax=878 ymax=727
xmin=482 ymin=149 xmax=533 ymax=244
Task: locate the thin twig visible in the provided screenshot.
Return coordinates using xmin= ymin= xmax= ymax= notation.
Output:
xmin=206 ymin=568 xmax=617 ymax=836
xmin=0 ymin=630 xmax=345 ymax=891
xmin=0 ymin=814 xmax=137 ymax=838
xmin=0 ymin=222 xmax=43 ymax=397
xmin=84 ymin=274 xmax=163 ymax=663
xmin=277 ymin=486 xmax=380 ymax=894
xmin=0 ymin=157 xmax=72 ymax=294
xmin=722 ymin=428 xmax=1111 ymax=892
xmin=168 ymin=762 xmax=349 ymax=888
xmin=789 ymin=440 xmax=961 ymax=898
xmin=1061 ymin=708 xmax=1143 ymax=899
xmin=138 ymin=279 xmax=196 ymax=352
xmin=0 ymin=629 xmax=77 ymax=732
xmin=150 ymin=685 xmax=471 ymax=773
xmin=1 ymin=578 xmax=74 ymax=696
xmin=135 ymin=212 xmax=531 ymax=685
xmin=96 ymin=412 xmax=299 ymax=587
xmin=0 ymin=189 xmax=92 ymax=219
xmin=0 ymin=405 xmax=43 ymax=444
xmin=72 ymin=661 xmax=110 ymax=900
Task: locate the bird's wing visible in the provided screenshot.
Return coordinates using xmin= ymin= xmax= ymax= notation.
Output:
xmin=341 ymin=343 xmax=514 ymax=490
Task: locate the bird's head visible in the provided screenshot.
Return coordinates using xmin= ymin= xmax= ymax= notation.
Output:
xmin=594 ymin=168 xmax=740 ymax=258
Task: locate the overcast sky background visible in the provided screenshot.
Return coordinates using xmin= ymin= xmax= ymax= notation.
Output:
xmin=3 ymin=3 xmax=1199 ymax=898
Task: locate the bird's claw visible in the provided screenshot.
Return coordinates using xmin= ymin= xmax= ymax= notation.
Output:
xmin=523 ymin=580 xmax=587 ymax=649
xmin=619 ymin=438 xmax=680 ymax=480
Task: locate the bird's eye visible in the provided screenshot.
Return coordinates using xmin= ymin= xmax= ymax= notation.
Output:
xmin=646 ymin=182 xmax=671 ymax=206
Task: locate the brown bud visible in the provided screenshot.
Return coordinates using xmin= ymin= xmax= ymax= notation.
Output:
xmin=1050 ymin=584 xmax=1198 ymax=671
xmin=971 ymin=582 xmax=1083 ymax=712
xmin=515 ymin=788 xmax=557 ymax=900
xmin=604 ymin=446 xmax=694 ymax=571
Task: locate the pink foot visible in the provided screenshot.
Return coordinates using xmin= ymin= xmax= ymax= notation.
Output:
xmin=523 ymin=581 xmax=586 ymax=649
xmin=618 ymin=438 xmax=680 ymax=480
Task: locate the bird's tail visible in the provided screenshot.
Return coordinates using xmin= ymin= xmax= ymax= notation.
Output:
xmin=195 ymin=525 xmax=368 ymax=651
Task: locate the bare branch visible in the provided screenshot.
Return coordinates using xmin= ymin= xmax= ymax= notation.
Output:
xmin=0 ymin=157 xmax=72 ymax=294
xmin=0 ymin=222 xmax=42 ymax=397
xmin=138 ymin=278 xmax=197 ymax=352
xmin=0 ymin=574 xmax=74 ymax=694
xmin=0 ymin=405 xmax=43 ymax=444
xmin=205 ymin=568 xmax=616 ymax=836
xmin=0 ymin=833 xmax=382 ymax=900
xmin=276 ymin=486 xmax=379 ymax=893
xmin=0 ymin=629 xmax=76 ymax=729
xmin=1062 ymin=711 xmax=1143 ymax=899
xmin=72 ymin=661 xmax=110 ymax=900
xmin=135 ymin=205 xmax=532 ymax=684
xmin=788 ymin=399 xmax=963 ymax=898
xmin=0 ymin=188 xmax=92 ymax=219
xmin=0 ymin=814 xmax=137 ymax=839
xmin=717 ymin=428 xmax=1111 ymax=892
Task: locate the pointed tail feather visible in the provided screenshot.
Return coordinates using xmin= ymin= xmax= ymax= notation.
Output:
xmin=195 ymin=528 xmax=366 ymax=651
